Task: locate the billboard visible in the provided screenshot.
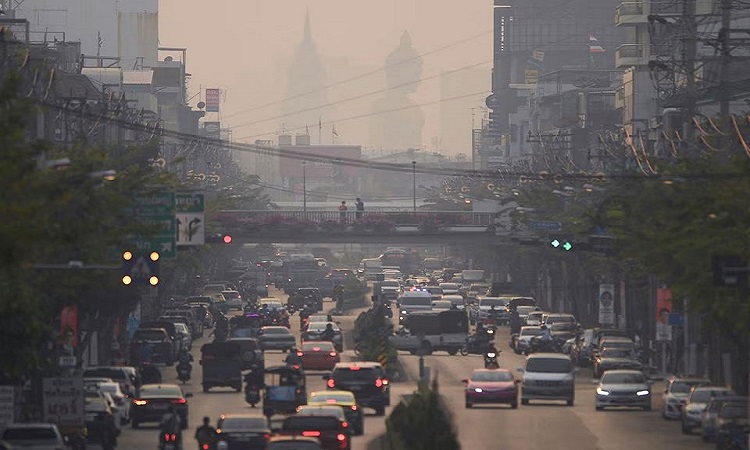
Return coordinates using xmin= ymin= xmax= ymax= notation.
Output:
xmin=656 ymin=287 xmax=673 ymax=341
xmin=598 ymin=283 xmax=615 ymax=325
xmin=279 ymin=145 xmax=363 ymax=178
xmin=205 ymin=89 xmax=220 ymax=112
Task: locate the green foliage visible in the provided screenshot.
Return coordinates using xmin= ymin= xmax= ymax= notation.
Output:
xmin=386 ymin=380 xmax=460 ymax=450
xmin=593 ymin=154 xmax=750 ymax=335
xmin=353 ymin=307 xmax=397 ymax=375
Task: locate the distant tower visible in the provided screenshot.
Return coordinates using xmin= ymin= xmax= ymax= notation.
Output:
xmin=369 ymin=31 xmax=424 ymax=150
xmin=282 ymin=11 xmax=328 ymax=140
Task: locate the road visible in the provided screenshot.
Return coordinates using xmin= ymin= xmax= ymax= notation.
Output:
xmin=117 ymin=288 xmax=715 ymax=450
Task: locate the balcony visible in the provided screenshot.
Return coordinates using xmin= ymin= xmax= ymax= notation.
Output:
xmin=615 ymin=2 xmax=648 ymax=26
xmin=615 ymin=44 xmax=649 ymax=68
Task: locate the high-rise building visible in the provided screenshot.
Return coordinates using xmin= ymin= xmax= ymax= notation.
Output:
xmin=281 ymin=12 xmax=328 ymax=139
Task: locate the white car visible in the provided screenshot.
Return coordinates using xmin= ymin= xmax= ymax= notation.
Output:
xmin=174 ymin=322 xmax=193 ymax=351
xmin=2 ymin=423 xmax=65 ymax=450
xmin=97 ymin=381 xmax=131 ymax=424
xmin=661 ymin=377 xmax=710 ymax=420
xmin=681 ymin=386 xmax=736 ymax=434
xmin=595 ymin=370 xmax=651 ymax=411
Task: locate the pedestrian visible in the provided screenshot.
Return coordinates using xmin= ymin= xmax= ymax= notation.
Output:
xmin=355 ymin=197 xmax=364 ymax=219
xmin=339 ymin=201 xmax=348 ymax=222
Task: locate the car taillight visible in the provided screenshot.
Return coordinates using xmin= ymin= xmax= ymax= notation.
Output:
xmin=350 ymin=405 xmax=357 ymax=411
xmin=302 ymin=431 xmax=321 ymax=437
xmin=329 ymin=351 xmax=338 ymax=357
xmin=202 ymin=444 xmax=209 ymax=450
xmin=375 ymin=379 xmax=383 ymax=388
xmin=342 ymin=421 xmax=349 ymax=428
xmin=327 ymin=379 xmax=335 ymax=388
xmin=297 ymin=351 xmax=304 ymax=357
xmin=164 ymin=433 xmax=177 ymax=442
xmin=338 ymin=433 xmax=348 ymax=448
xmin=264 ymin=433 xmax=271 ymax=440
xmin=133 ymin=399 xmax=148 ymax=406
xmin=170 ymin=398 xmax=187 ymax=404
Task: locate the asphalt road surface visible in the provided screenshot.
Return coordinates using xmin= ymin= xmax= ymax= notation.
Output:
xmin=118 ymin=288 xmax=715 ymax=450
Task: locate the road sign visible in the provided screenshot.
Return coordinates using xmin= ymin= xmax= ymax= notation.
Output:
xmin=668 ymin=313 xmax=685 ymax=326
xmin=176 ymin=213 xmax=205 ymax=245
xmin=0 ymin=386 xmax=14 ymax=430
xmin=175 ymin=192 xmax=205 ymax=213
xmin=138 ymin=214 xmax=176 ymax=235
xmin=130 ymin=236 xmax=176 ymax=258
xmin=530 ymin=221 xmax=562 ymax=231
xmin=122 ymin=253 xmax=160 ymax=285
xmin=43 ymin=377 xmax=84 ymax=427
xmin=132 ymin=192 xmax=175 ymax=216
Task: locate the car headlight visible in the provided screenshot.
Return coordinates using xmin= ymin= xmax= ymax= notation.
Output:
xmin=474 ymin=388 xmax=483 ymax=393
xmin=636 ymin=390 xmax=650 ymax=396
xmin=596 ymin=388 xmax=610 ymax=396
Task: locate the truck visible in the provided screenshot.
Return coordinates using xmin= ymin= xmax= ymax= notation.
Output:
xmin=388 ymin=309 xmax=469 ymax=355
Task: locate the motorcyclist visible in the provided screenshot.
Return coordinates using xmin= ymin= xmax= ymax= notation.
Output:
xmin=509 ymin=309 xmax=522 ymax=335
xmin=540 ymin=324 xmax=552 ymax=341
xmin=194 ymin=416 xmax=217 ymax=450
xmin=159 ymin=405 xmax=182 ymax=448
xmin=320 ymin=323 xmax=336 ymax=342
xmin=285 ymin=348 xmax=303 ymax=367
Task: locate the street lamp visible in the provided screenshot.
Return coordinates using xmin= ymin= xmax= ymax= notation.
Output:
xmin=302 ymin=160 xmax=307 ymax=216
xmin=412 ymin=161 xmax=417 ymax=213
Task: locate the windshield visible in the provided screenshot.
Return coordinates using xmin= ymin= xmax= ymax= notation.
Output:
xmin=3 ymin=428 xmax=58 ymax=440
xmin=547 ymin=315 xmax=575 ymax=323
xmin=262 ymin=327 xmax=291 ymax=335
xmin=82 ymin=368 xmax=127 ymax=381
xmin=139 ymin=386 xmax=182 ymax=397
xmin=283 ymin=417 xmax=339 ymax=430
xmin=722 ymin=404 xmax=748 ymax=419
xmin=601 ymin=349 xmax=633 ymax=358
xmin=471 ymin=371 xmax=514 ymax=382
xmin=400 ymin=297 xmax=431 ymax=307
xmin=671 ymin=381 xmax=707 ymax=394
xmin=332 ymin=368 xmax=380 ymax=381
xmin=517 ymin=306 xmax=536 ymax=315
xmin=307 ymin=323 xmax=340 ymax=332
xmin=480 ymin=299 xmax=508 ymax=308
xmin=302 ymin=342 xmax=334 ymax=351
xmin=309 ymin=392 xmax=355 ymax=403
xmin=381 ymin=281 xmax=400 ymax=287
xmin=601 ymin=372 xmax=645 ymax=384
xmin=525 ymin=358 xmax=572 ymax=373
xmin=520 ymin=328 xmax=543 ymax=336
xmin=690 ymin=389 xmax=734 ymax=403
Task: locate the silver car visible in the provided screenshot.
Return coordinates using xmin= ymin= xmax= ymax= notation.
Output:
xmin=661 ymin=377 xmax=711 ymax=420
xmin=519 ymin=353 xmax=575 ymax=406
xmin=595 ymin=370 xmax=651 ymax=411
xmin=681 ymin=386 xmax=736 ymax=434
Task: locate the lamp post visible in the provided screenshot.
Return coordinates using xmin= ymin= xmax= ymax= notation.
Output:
xmin=302 ymin=160 xmax=307 ymax=217
xmin=412 ymin=160 xmax=417 ymax=213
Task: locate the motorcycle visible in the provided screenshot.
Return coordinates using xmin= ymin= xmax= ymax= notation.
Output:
xmin=244 ymin=370 xmax=263 ymax=407
xmin=529 ymin=336 xmax=564 ymax=353
xmin=484 ymin=351 xmax=499 ymax=369
xmin=176 ymin=361 xmax=191 ymax=384
xmin=459 ymin=334 xmax=492 ymax=356
xmin=159 ymin=432 xmax=181 ymax=450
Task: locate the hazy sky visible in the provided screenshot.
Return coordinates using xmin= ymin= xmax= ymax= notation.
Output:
xmin=159 ymin=0 xmax=493 ymax=153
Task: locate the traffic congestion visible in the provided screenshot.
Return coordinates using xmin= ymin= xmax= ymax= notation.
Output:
xmin=5 ymin=249 xmax=746 ymax=450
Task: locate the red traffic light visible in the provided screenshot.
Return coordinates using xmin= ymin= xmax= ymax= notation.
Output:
xmin=222 ymin=235 xmax=233 ymax=244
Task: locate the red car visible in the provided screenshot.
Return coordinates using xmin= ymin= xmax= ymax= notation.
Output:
xmin=463 ymin=368 xmax=519 ymax=408
xmin=298 ymin=341 xmax=340 ymax=371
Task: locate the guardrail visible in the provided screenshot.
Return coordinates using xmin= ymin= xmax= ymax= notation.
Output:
xmin=216 ymin=210 xmax=496 ymax=226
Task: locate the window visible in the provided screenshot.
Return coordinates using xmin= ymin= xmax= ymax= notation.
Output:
xmin=601 ymin=372 xmax=645 ymax=384
xmin=3 ymin=428 xmax=58 ymax=440
xmin=218 ymin=417 xmax=268 ymax=432
xmin=472 ymin=371 xmax=514 ymax=382
xmin=332 ymin=368 xmax=380 ymax=381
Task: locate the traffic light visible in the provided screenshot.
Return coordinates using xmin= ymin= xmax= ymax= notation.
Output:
xmin=550 ymin=238 xmax=573 ymax=251
xmin=121 ymin=251 xmax=134 ymax=285
xmin=205 ymin=233 xmax=233 ymax=244
xmin=223 ymin=234 xmax=233 ymax=244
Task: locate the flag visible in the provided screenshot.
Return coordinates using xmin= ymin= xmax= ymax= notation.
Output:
xmin=332 ymin=125 xmax=339 ymax=137
xmin=589 ymin=34 xmax=605 ymax=53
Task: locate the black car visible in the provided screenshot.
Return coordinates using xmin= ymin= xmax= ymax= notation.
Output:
xmin=258 ymin=326 xmax=296 ymax=352
xmin=215 ymin=414 xmax=270 ymax=450
xmin=325 ymin=362 xmax=390 ymax=416
xmin=131 ymin=384 xmax=192 ymax=429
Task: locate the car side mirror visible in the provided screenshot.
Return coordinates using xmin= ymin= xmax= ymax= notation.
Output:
xmin=185 ymin=393 xmax=194 ymax=398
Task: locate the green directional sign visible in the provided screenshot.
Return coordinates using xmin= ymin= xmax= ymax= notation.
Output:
xmin=138 ymin=214 xmax=176 ymax=235
xmin=132 ymin=192 xmax=175 ymax=216
xmin=175 ymin=192 xmax=205 ymax=213
xmin=130 ymin=236 xmax=176 ymax=258
xmin=130 ymin=192 xmax=177 ymax=259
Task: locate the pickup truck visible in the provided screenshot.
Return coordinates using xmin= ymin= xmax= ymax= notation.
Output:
xmin=388 ymin=310 xmax=468 ymax=356
xmin=396 ymin=291 xmax=432 ymax=325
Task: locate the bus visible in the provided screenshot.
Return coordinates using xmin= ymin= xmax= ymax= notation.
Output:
xmin=380 ymin=248 xmax=420 ymax=275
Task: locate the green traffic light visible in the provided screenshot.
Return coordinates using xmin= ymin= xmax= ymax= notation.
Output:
xmin=563 ymin=241 xmax=573 ymax=251
xmin=551 ymin=239 xmax=560 ymax=248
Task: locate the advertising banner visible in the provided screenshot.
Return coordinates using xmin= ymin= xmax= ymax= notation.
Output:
xmin=598 ymin=283 xmax=615 ymax=325
xmin=656 ymin=287 xmax=673 ymax=342
xmin=205 ymin=88 xmax=220 ymax=112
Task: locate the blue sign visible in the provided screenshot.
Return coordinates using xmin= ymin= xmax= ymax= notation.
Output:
xmin=530 ymin=221 xmax=562 ymax=231
xmin=668 ymin=313 xmax=685 ymax=326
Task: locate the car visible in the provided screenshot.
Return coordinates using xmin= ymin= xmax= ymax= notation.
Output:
xmin=297 ymin=341 xmax=341 ymax=371
xmin=379 ymin=280 xmax=403 ymax=301
xmin=472 ymin=296 xmax=510 ymax=325
xmin=514 ymin=305 xmax=537 ymax=321
xmin=424 ymin=286 xmax=444 ymax=300
xmin=215 ymin=413 xmax=271 ymax=450
xmin=463 ymin=368 xmax=519 ymax=408
xmin=258 ymin=326 xmax=296 ymax=352
xmin=661 ymin=377 xmax=711 ymax=420
xmin=91 ymin=380 xmax=131 ymax=424
xmin=295 ymin=405 xmax=351 ymax=435
xmin=438 ymin=282 xmax=460 ymax=295
xmin=279 ymin=415 xmax=350 ymax=450
xmin=81 ymin=366 xmax=140 ymax=397
xmin=712 ymin=398 xmax=749 ymax=444
xmin=290 ymin=288 xmax=323 ymax=311
xmin=513 ymin=326 xmax=543 ymax=355
xmin=595 ymin=369 xmax=652 ymax=411
xmin=266 ymin=435 xmax=323 ymax=450
xmin=303 ymin=322 xmax=343 ymax=352
xmin=222 ymin=290 xmax=244 ymax=310
xmin=313 ymin=278 xmax=336 ymax=298
xmin=544 ymin=313 xmax=577 ymax=327
xmin=130 ymin=327 xmax=176 ymax=365
xmin=163 ymin=307 xmax=202 ymax=337
xmin=228 ymin=337 xmax=265 ymax=372
xmin=519 ymin=353 xmax=575 ymax=406
xmin=130 ymin=383 xmax=192 ymax=429
xmin=591 ymin=348 xmax=642 ymax=378
xmin=84 ymin=390 xmax=118 ymax=448
xmin=173 ymin=322 xmax=192 ymax=351
xmin=1 ymin=424 xmax=65 ymax=450
xmin=258 ymin=299 xmax=285 ymax=312
xmin=441 ymin=294 xmax=466 ymax=310
xmin=596 ymin=336 xmax=635 ymax=352
xmin=431 ymin=300 xmax=453 ymax=311
xmin=307 ymin=390 xmax=364 ymax=436
xmin=701 ymin=396 xmax=747 ymax=442
xmin=325 ymin=362 xmax=390 ymax=416
xmin=681 ymin=386 xmax=736 ymax=434
xmin=524 ymin=311 xmax=545 ymax=326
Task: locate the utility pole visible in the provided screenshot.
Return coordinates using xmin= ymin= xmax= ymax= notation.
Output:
xmin=719 ymin=0 xmax=732 ymax=118
xmin=683 ymin=0 xmax=697 ymax=143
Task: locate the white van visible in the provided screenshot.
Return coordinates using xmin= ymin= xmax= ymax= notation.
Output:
xmin=519 ymin=353 xmax=576 ymax=406
xmin=397 ymin=291 xmax=432 ymax=324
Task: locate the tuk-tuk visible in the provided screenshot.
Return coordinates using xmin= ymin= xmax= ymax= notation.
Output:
xmin=262 ymin=365 xmax=307 ymax=418
xmin=200 ymin=342 xmax=242 ymax=393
